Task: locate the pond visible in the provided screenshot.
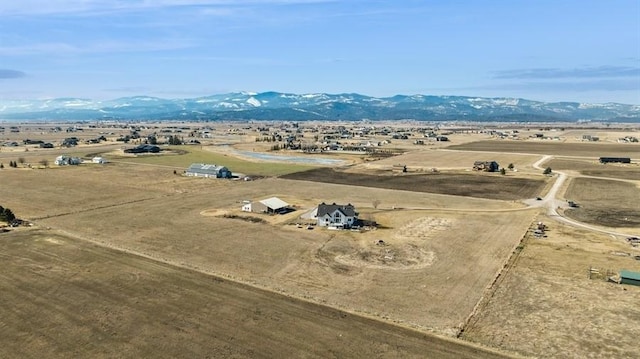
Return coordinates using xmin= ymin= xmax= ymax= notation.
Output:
xmin=235 ymin=150 xmax=348 ymax=165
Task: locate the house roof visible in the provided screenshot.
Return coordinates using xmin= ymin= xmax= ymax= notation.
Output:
xmin=186 ymin=163 xmax=228 ymax=175
xmin=620 ymin=270 xmax=640 ymax=281
xmin=259 ymin=197 xmax=289 ymax=210
xmin=317 ymin=203 xmax=356 ymax=217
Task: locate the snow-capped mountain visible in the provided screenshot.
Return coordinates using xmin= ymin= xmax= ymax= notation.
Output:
xmin=1 ymin=92 xmax=638 ymax=122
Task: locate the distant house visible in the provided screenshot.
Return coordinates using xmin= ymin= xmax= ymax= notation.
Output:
xmin=473 ymin=161 xmax=500 ymax=172
xmin=620 ymin=270 xmax=640 ymax=286
xmin=242 ymin=197 xmax=290 ymax=214
xmin=599 ymin=157 xmax=631 ymax=164
xmin=91 ymin=156 xmax=107 ymax=164
xmin=316 ymin=203 xmax=358 ymax=228
xmin=124 ymin=144 xmax=160 ymax=153
xmin=185 ymin=163 xmax=232 ymax=178
xmin=54 ymin=155 xmax=81 ymax=166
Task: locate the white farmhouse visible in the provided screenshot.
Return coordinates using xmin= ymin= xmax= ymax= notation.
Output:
xmin=316 ymin=203 xmax=358 ymax=229
xmin=91 ymin=156 xmax=107 ymax=164
xmin=54 ymin=155 xmax=81 ymax=166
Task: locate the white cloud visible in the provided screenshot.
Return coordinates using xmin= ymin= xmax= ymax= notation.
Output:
xmin=0 ymin=39 xmax=195 ymax=56
xmin=0 ymin=0 xmax=338 ymax=16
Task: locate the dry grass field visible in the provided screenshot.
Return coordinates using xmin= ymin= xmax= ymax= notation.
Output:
xmin=563 ymin=177 xmax=640 ymax=228
xmin=3 ymin=123 xmax=640 ymax=358
xmin=357 ymin=149 xmax=541 ymax=172
xmin=0 ymin=160 xmax=537 ymax=339
xmin=0 ymin=229 xmax=512 ymax=359
xmin=463 ymin=217 xmax=640 ymax=359
xmin=449 ymin=140 xmax=640 ymax=158
xmin=282 ymin=168 xmax=547 ymax=201
xmin=27 ymin=175 xmax=537 ymax=334
xmin=544 ymin=158 xmax=640 ymax=180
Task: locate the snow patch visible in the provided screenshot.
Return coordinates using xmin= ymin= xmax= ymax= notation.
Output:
xmin=246 ymin=97 xmax=261 ymax=107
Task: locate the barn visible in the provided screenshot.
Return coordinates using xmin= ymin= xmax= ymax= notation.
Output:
xmin=185 ymin=163 xmax=232 ymax=178
xmin=599 ymin=157 xmax=631 ymax=164
xmin=620 ymin=270 xmax=640 ymax=286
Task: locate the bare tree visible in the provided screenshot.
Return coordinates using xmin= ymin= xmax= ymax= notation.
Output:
xmin=39 ymin=159 xmax=49 ymax=168
xmin=372 ymin=199 xmax=381 ymax=209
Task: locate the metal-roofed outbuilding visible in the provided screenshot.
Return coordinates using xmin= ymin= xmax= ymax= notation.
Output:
xmin=620 ymin=270 xmax=640 ymax=286
xmin=185 ymin=163 xmax=232 ymax=178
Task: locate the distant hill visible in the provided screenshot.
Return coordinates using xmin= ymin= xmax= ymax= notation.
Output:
xmin=1 ymin=92 xmax=638 ymax=122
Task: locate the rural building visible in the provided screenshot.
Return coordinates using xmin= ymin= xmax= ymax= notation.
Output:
xmin=124 ymin=144 xmax=160 ymax=153
xmin=620 ymin=270 xmax=640 ymax=286
xmin=473 ymin=161 xmax=500 ymax=172
xmin=316 ymin=203 xmax=358 ymax=228
xmin=242 ymin=197 xmax=290 ymax=214
xmin=185 ymin=163 xmax=232 ymax=178
xmin=599 ymin=157 xmax=631 ymax=164
xmin=91 ymin=156 xmax=107 ymax=164
xmin=54 ymin=155 xmax=81 ymax=166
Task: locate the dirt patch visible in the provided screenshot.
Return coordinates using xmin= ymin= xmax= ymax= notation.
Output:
xmin=333 ymin=243 xmax=436 ymax=270
xmin=282 ymin=168 xmax=546 ymax=201
xmin=394 ymin=217 xmax=453 ymax=239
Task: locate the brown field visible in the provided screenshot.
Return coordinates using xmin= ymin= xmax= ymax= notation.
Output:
xmin=563 ymin=177 xmax=640 ymax=228
xmin=282 ymin=168 xmax=547 ymax=201
xmin=357 ymin=149 xmax=542 ymax=172
xmin=3 ymin=123 xmax=640 ymax=358
xmin=0 ymin=229 xmax=510 ymax=359
xmin=544 ymin=158 xmax=640 ymax=180
xmin=463 ymin=217 xmax=640 ymax=359
xmin=449 ymin=140 xmax=640 ymax=158
xmin=0 ymin=162 xmax=537 ymax=337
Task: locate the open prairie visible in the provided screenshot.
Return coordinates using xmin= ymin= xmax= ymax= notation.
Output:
xmin=357 ymin=149 xmax=542 ymax=172
xmin=563 ymin=177 xmax=640 ymax=228
xmin=544 ymin=158 xmax=640 ymax=180
xmin=10 ymin=166 xmax=536 ymax=335
xmin=0 ymin=229 xmax=510 ymax=359
xmin=2 ymin=123 xmax=640 ymax=358
xmin=462 ymin=216 xmax=640 ymax=359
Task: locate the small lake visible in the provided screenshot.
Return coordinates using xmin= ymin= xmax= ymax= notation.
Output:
xmin=236 ymin=150 xmax=348 ymax=165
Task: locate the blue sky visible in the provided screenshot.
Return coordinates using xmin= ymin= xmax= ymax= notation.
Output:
xmin=1 ymin=0 xmax=638 ymax=104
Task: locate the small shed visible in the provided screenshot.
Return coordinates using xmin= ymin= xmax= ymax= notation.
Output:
xmin=620 ymin=270 xmax=640 ymax=286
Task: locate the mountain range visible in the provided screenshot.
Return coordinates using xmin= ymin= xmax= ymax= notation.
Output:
xmin=1 ymin=92 xmax=639 ymax=122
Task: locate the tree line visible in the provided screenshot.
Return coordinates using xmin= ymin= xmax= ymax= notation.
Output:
xmin=0 ymin=205 xmax=16 ymax=223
